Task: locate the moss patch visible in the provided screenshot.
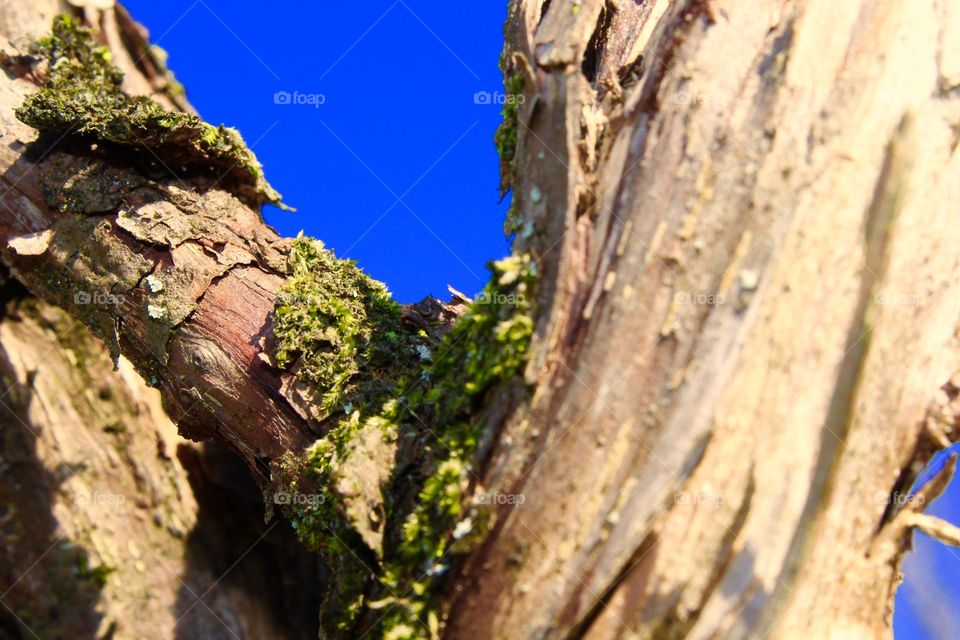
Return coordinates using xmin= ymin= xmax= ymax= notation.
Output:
xmin=14 ymin=15 xmax=283 ymax=208
xmin=274 ymin=424 xmax=382 ymax=634
xmin=269 ymin=236 xmax=425 ymax=633
xmin=272 ymin=235 xmax=422 ymax=419
xmin=374 ymin=253 xmax=536 ymax=638
xmin=270 ymin=242 xmax=537 ymax=638
xmin=494 ymin=74 xmax=525 ymax=205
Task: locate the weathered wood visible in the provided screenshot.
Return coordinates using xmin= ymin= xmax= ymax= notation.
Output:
xmin=0 ymin=294 xmax=324 ymax=639
xmin=445 ymin=1 xmax=960 ymax=638
xmin=0 ymin=3 xmax=320 ymax=480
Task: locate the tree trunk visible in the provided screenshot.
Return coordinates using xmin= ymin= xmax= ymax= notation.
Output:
xmin=2 ymin=1 xmax=959 ymax=639
xmin=0 ymin=289 xmax=324 ymax=639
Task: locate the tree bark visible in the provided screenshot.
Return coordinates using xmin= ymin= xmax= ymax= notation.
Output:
xmin=446 ymin=1 xmax=960 ymax=638
xmin=0 ymin=1 xmax=323 ymax=479
xmin=1 ymin=1 xmax=959 ymax=639
xmin=0 ymin=291 xmax=323 ymax=639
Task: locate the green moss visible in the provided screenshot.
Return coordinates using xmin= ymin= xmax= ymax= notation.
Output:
xmin=273 ymin=235 xmax=425 ymax=633
xmin=495 ymin=74 xmax=524 ymax=161
xmin=270 ymin=236 xmax=424 ymax=634
xmin=274 ymin=424 xmax=378 ymax=634
xmin=73 ymin=556 xmax=115 ymax=588
xmin=15 ymin=16 xmax=283 ymax=208
xmin=270 ymin=241 xmax=537 ymax=638
xmin=144 ymin=43 xmax=188 ymax=102
xmin=494 ymin=74 xmax=525 ymax=207
xmin=272 ymin=235 xmax=421 ymax=417
xmin=373 ymin=253 xmax=536 ymax=638
xmin=278 ymin=408 xmax=390 ymax=554
xmin=503 ymin=200 xmax=522 ymax=237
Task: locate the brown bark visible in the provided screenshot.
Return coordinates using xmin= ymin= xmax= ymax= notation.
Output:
xmin=0 ymin=292 xmax=197 ymax=639
xmin=0 ymin=292 xmax=323 ymax=639
xmin=0 ymin=6 xmax=324 ymax=638
xmin=445 ymin=1 xmax=960 ymax=638
xmin=0 ymin=0 xmax=323 ymax=480
xmin=0 ymin=1 xmax=958 ymax=639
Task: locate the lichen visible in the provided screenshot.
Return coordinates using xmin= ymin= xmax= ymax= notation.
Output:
xmin=15 ymin=15 xmax=283 ymax=208
xmin=145 ymin=275 xmax=164 ymax=293
xmin=146 ymin=304 xmax=167 ymax=320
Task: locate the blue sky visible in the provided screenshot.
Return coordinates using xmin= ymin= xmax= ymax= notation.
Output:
xmin=121 ymin=1 xmax=954 ymax=636
xmin=895 ymin=478 xmax=960 ymax=639
xmin=124 ymin=0 xmax=510 ymax=303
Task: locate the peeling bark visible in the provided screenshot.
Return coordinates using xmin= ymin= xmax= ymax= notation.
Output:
xmin=0 ymin=292 xmax=323 ymax=639
xmin=445 ymin=1 xmax=960 ymax=638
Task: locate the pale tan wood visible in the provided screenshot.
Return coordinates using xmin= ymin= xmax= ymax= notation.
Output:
xmin=445 ymin=0 xmax=960 ymax=638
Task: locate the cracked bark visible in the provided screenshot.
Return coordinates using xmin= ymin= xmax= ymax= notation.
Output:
xmin=445 ymin=0 xmax=960 ymax=638
xmin=0 ymin=0 xmax=319 ymax=482
xmin=0 ymin=293 xmax=324 ymax=639
xmin=0 ymin=0 xmax=959 ymax=639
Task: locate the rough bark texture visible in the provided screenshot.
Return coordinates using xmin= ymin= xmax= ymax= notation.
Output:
xmin=0 ymin=4 xmax=324 ymax=639
xmin=0 ymin=291 xmax=323 ymax=639
xmin=0 ymin=0 xmax=958 ymax=639
xmin=0 ymin=0 xmax=322 ymax=483
xmin=0 ymin=292 xmax=197 ymax=639
xmin=445 ymin=1 xmax=960 ymax=638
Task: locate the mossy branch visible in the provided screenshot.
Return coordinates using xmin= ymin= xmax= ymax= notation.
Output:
xmin=13 ymin=15 xmax=284 ymax=208
xmin=270 ymin=249 xmax=537 ymax=638
xmin=5 ymin=15 xmax=541 ymax=640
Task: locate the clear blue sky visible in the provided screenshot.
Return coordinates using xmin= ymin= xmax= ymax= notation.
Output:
xmin=124 ymin=0 xmax=510 ymax=303
xmin=895 ymin=477 xmax=960 ymax=639
xmin=121 ymin=1 xmax=954 ymax=636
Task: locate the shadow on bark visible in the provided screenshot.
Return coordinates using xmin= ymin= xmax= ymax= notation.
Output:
xmin=0 ymin=304 xmax=106 ymax=639
xmin=174 ymin=442 xmax=324 ymax=640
